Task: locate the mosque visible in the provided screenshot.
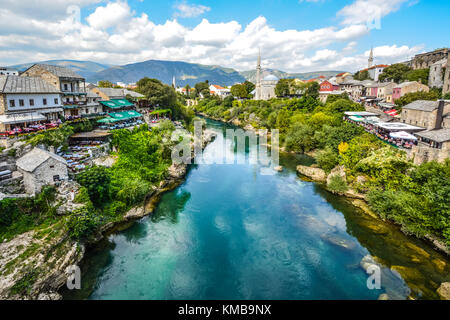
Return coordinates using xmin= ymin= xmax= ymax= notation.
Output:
xmin=254 ymin=51 xmax=278 ymax=100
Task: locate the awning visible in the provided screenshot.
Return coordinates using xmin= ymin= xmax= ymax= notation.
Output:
xmin=349 ymin=116 xmax=364 ymax=122
xmin=97 ymin=110 xmax=143 ymax=124
xmin=35 ymin=108 xmax=63 ymax=114
xmin=111 ymin=99 xmax=134 ymax=107
xmin=0 ymin=113 xmax=46 ymax=124
xmin=384 ymin=110 xmax=399 ymax=117
xmin=108 ymin=110 xmax=142 ymax=120
xmin=390 ymin=131 xmax=418 ymax=140
xmin=99 ymin=99 xmax=134 ymax=109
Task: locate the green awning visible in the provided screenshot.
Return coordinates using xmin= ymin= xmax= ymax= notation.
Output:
xmin=108 ymin=110 xmax=143 ymax=121
xmin=100 ymin=100 xmax=121 ymax=109
xmin=63 ymin=105 xmax=81 ymax=110
xmin=349 ymin=116 xmax=364 ymax=122
xmin=111 ymin=99 xmax=135 ymax=107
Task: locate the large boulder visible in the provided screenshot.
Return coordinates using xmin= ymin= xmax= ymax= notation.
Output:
xmin=297 ymin=165 xmax=327 ymax=182
xmin=327 ymin=166 xmax=347 ymax=186
xmin=437 ymin=282 xmax=450 ymax=300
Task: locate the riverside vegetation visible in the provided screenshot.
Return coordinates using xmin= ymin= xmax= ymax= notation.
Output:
xmin=191 ymin=93 xmax=450 ymax=249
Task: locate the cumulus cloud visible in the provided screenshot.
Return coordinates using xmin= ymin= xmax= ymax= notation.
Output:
xmin=337 ymin=0 xmax=410 ymax=25
xmin=0 ymin=0 xmax=424 ymax=73
xmin=173 ymin=1 xmax=211 ymax=18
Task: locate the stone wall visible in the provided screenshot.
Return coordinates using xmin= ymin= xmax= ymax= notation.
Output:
xmin=410 ymin=143 xmax=450 ymax=165
xmin=444 ymin=56 xmax=450 ymax=96
xmin=401 ymin=109 xmax=438 ymax=130
xmin=411 ymin=48 xmax=449 ymax=70
xmin=428 ymin=60 xmax=446 ymax=88
xmin=21 ymin=65 xmax=60 ymax=90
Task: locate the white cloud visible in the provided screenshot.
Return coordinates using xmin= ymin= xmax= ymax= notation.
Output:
xmin=337 ymin=0 xmax=410 ymax=25
xmin=0 ymin=0 xmax=425 ymax=74
xmin=174 ymin=1 xmax=211 ymax=18
xmin=87 ymin=1 xmax=132 ymax=29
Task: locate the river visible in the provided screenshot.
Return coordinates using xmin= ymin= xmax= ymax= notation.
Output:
xmin=63 ymin=119 xmax=449 ymax=300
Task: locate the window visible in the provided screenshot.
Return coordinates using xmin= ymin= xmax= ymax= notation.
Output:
xmin=53 ymin=175 xmax=60 ymax=182
xmin=54 ymin=98 xmax=58 ymax=104
xmin=19 ymin=99 xmax=24 ymax=107
xmin=50 ymin=165 xmax=55 ymax=169
xmin=64 ymin=84 xmax=68 ymax=91
xmin=43 ymin=98 xmax=47 ymax=105
xmin=9 ymin=100 xmax=15 ymax=107
xmin=29 ymin=99 xmax=34 ymax=106
xmin=66 ymin=98 xmax=70 ymax=103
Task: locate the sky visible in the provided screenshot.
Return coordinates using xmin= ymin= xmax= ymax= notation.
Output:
xmin=0 ymin=0 xmax=448 ymax=73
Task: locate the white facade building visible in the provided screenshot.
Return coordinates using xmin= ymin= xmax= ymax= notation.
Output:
xmin=209 ymin=85 xmax=231 ymax=98
xmin=0 ymin=75 xmax=63 ymax=131
xmin=0 ymin=68 xmax=19 ymax=76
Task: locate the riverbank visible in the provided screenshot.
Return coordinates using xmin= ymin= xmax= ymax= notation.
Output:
xmin=0 ymin=128 xmax=216 ymax=300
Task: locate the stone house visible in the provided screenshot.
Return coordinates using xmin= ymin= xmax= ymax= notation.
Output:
xmin=339 ymin=80 xmax=364 ymax=101
xmin=410 ymin=129 xmax=450 ymax=164
xmin=401 ymin=100 xmax=450 ymax=130
xmin=16 ymin=147 xmax=68 ymax=195
xmin=377 ymin=82 xmax=397 ymax=102
xmin=90 ymin=87 xmax=144 ymax=101
xmin=21 ymin=64 xmax=87 ymax=119
xmin=392 ymin=81 xmax=430 ymax=102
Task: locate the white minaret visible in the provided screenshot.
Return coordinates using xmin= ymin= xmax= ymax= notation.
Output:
xmin=255 ymin=49 xmax=262 ymax=100
xmin=172 ymin=76 xmax=176 ymax=88
xmin=368 ymin=47 xmax=374 ymax=68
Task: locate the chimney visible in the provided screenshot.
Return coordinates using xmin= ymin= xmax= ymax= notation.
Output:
xmin=435 ymin=100 xmax=445 ymax=130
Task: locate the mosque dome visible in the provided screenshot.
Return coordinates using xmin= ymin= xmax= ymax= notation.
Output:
xmin=263 ymin=75 xmax=279 ymax=81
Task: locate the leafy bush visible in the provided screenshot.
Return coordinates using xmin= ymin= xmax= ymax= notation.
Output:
xmin=76 ymin=166 xmax=111 ymax=208
xmin=65 ymin=206 xmax=101 ymax=241
xmin=328 ymin=175 xmax=349 ymax=194
xmin=316 ymin=148 xmax=339 ymax=173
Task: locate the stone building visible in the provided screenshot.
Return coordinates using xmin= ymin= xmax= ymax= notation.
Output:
xmin=21 ymin=64 xmax=87 ymax=119
xmin=444 ymin=55 xmax=450 ymax=96
xmin=339 ymin=80 xmax=364 ymax=101
xmin=392 ymin=81 xmax=429 ymax=102
xmin=0 ymin=75 xmax=63 ymax=132
xmin=16 ymin=147 xmax=68 ymax=195
xmin=410 ymin=48 xmax=449 ymax=70
xmin=401 ymin=100 xmax=450 ymax=130
xmin=90 ymin=87 xmax=144 ymax=101
xmin=403 ymin=100 xmax=450 ymax=164
xmin=428 ymin=58 xmax=446 ymax=89
xmin=410 ymin=129 xmax=450 ymax=164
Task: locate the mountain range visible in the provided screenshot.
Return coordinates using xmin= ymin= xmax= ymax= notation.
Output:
xmin=9 ymin=59 xmax=346 ymax=87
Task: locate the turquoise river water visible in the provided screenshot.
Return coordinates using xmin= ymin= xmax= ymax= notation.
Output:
xmin=63 ymin=119 xmax=450 ymax=300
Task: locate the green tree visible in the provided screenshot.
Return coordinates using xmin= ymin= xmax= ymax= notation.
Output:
xmin=316 ymin=148 xmax=339 ymax=173
xmin=243 ymin=81 xmax=255 ymax=95
xmin=76 ymin=166 xmax=111 ymax=207
xmin=231 ymin=84 xmax=248 ymax=99
xmin=395 ymin=91 xmax=439 ymax=109
xmin=354 ymin=70 xmax=371 ymax=81
xmin=444 ymin=92 xmax=450 ymax=100
xmin=285 ymin=123 xmax=315 ymax=153
xmin=195 ymin=81 xmax=210 ymax=98
xmin=305 ymin=82 xmax=320 ymax=99
xmin=275 ymin=79 xmax=291 ymax=97
xmin=136 ymin=77 xmax=177 ymax=108
xmin=405 ymin=68 xmax=430 ymax=85
xmin=379 ymin=63 xmax=412 ymax=83
xmin=98 ymin=80 xmax=115 ymax=88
